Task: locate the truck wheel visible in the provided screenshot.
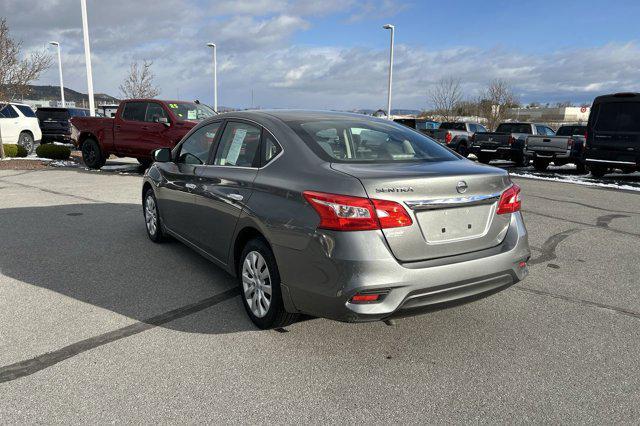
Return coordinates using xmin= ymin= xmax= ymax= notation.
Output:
xmin=533 ymin=158 xmax=549 ymax=171
xmin=82 ymin=138 xmax=106 ymax=169
xmin=239 ymin=238 xmax=298 ymax=330
xmin=477 ymin=153 xmax=491 ymax=164
xmin=513 ymin=153 xmax=529 ymax=167
xmin=18 ymin=132 xmax=35 ymax=155
xmin=589 ymin=165 xmax=607 ymax=178
xmin=457 ymin=142 xmax=469 ymax=157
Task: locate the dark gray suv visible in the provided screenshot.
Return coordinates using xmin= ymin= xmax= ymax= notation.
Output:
xmin=142 ymin=110 xmax=530 ymax=329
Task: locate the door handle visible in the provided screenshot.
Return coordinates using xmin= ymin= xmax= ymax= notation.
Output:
xmin=115 ymin=125 xmax=121 ymax=130
xmin=185 ymin=183 xmax=197 ymax=189
xmin=227 ymin=193 xmax=244 ymax=201
xmin=142 ymin=126 xmax=149 ymax=130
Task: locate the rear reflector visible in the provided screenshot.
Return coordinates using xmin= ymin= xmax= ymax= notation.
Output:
xmin=350 ymin=293 xmax=383 ymax=303
xmin=303 ymin=191 xmax=412 ymax=231
xmin=496 ymin=184 xmax=521 ymax=215
xmin=445 ymin=132 xmax=452 ymax=144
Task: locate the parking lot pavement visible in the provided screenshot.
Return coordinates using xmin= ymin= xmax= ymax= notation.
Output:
xmin=1 ymin=168 xmax=639 ymax=423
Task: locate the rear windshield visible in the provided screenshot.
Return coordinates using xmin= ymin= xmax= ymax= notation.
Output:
xmin=495 ymin=123 xmax=533 ymax=134
xmin=595 ymin=102 xmax=640 ymax=132
xmin=439 ymin=122 xmax=466 ymax=131
xmin=69 ymin=109 xmax=90 ymax=117
xmin=288 ymin=119 xmax=460 ymax=163
xmin=36 ymin=109 xmax=70 ymax=120
xmin=556 ymin=125 xmax=587 ymax=136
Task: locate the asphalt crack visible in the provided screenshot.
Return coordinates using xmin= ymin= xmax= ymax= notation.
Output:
xmin=515 ymin=286 xmax=640 ymax=321
xmin=0 ymin=287 xmax=239 ymax=384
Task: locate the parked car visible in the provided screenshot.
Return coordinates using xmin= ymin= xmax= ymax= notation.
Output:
xmin=585 ymin=92 xmax=640 ymax=178
xmin=470 ymin=122 xmax=554 ymax=166
xmin=36 ymin=107 xmax=91 ymax=145
xmin=71 ymin=99 xmax=216 ymax=169
xmin=142 ymin=110 xmax=531 ymax=329
xmin=525 ymin=124 xmax=587 ymax=172
xmin=0 ymin=103 xmax=42 ymax=154
xmin=393 ymin=117 xmax=439 ymax=134
xmin=426 ymin=122 xmax=488 ymax=157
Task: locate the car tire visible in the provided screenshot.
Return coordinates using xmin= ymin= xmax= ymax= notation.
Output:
xmin=82 ymin=138 xmax=106 ymax=169
xmin=18 ymin=132 xmax=34 ymax=155
xmin=533 ymin=158 xmax=549 ymax=171
xmin=589 ymin=165 xmax=607 ymax=178
xmin=143 ymin=188 xmax=165 ymax=243
xmin=457 ymin=142 xmax=469 ymax=157
xmin=575 ymin=162 xmax=586 ymax=174
xmin=239 ymin=238 xmax=298 ymax=330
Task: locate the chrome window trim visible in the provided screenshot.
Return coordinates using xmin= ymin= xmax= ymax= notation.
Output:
xmin=405 ymin=192 xmax=502 ymax=211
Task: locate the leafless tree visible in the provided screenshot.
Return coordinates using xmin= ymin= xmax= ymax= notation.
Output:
xmin=119 ymin=60 xmax=160 ymax=99
xmin=0 ymin=18 xmax=52 ymax=158
xmin=478 ymin=79 xmax=518 ymax=130
xmin=428 ymin=77 xmax=463 ymax=122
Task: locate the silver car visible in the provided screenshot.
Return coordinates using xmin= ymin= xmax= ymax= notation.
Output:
xmin=142 ymin=111 xmax=530 ymax=329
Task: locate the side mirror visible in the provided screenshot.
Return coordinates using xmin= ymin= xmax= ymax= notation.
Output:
xmin=155 ymin=116 xmax=170 ymax=126
xmin=153 ymin=147 xmax=172 ymax=163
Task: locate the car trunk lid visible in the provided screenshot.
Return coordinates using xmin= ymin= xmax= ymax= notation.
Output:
xmin=331 ymin=160 xmax=513 ymax=262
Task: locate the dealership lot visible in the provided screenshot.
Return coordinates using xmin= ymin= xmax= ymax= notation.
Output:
xmin=0 ymin=167 xmax=639 ymax=423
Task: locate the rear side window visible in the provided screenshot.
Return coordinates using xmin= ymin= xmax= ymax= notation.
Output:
xmin=68 ymin=109 xmax=89 ymax=117
xmin=214 ymin=122 xmax=261 ymax=167
xmin=476 ymin=124 xmax=487 ymax=132
xmin=14 ymin=105 xmax=36 ymax=117
xmin=122 ymin=102 xmax=147 ymax=121
xmin=594 ymin=103 xmax=619 ymax=132
xmin=289 ymin=119 xmax=459 ymax=163
xmin=0 ymin=104 xmax=19 ymax=118
xmin=262 ymin=131 xmax=282 ymax=165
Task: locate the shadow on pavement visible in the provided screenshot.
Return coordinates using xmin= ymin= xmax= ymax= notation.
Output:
xmin=0 ymin=202 xmax=258 ymax=335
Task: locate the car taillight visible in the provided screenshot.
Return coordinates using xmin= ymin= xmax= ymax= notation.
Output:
xmin=508 ymin=135 xmax=515 ymax=145
xmin=567 ymin=138 xmax=574 ymax=149
xmin=303 ymin=191 xmax=412 ymax=231
xmin=470 ymin=133 xmax=476 ymax=142
xmin=445 ymin=132 xmax=452 ymax=144
xmin=496 ymin=184 xmax=521 ymax=215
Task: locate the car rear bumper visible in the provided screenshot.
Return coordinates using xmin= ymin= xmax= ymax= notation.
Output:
xmin=41 ymin=132 xmax=74 ymax=143
xmin=278 ymin=211 xmax=530 ymax=322
xmin=469 ymin=145 xmax=517 ymax=159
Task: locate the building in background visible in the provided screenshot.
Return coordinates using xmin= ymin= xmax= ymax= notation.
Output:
xmin=508 ymin=106 xmax=591 ymax=126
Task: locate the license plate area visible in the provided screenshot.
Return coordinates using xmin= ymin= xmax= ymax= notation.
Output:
xmin=416 ymin=204 xmax=493 ymax=243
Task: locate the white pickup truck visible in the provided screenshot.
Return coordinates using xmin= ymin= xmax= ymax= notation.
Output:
xmin=525 ymin=124 xmax=587 ymax=172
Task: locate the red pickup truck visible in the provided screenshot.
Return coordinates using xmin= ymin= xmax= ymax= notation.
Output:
xmin=71 ymin=99 xmax=216 ymax=169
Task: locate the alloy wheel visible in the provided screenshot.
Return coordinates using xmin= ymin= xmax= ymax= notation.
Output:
xmin=19 ymin=133 xmax=34 ymax=154
xmin=144 ymin=195 xmax=158 ymax=236
xmin=241 ymin=251 xmax=272 ymax=318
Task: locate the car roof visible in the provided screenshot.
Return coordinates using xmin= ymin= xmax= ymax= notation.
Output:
xmin=212 ymin=109 xmax=390 ymax=123
xmin=593 ymin=92 xmax=640 ymax=103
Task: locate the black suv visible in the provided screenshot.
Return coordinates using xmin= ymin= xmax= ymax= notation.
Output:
xmin=585 ymin=93 xmax=640 ymax=177
xmin=36 ymin=107 xmax=90 ymax=144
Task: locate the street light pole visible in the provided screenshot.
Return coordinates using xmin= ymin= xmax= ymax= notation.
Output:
xmin=383 ymin=24 xmax=395 ymax=119
xmin=80 ymin=0 xmax=95 ymax=116
xmin=206 ymin=43 xmax=217 ymax=112
xmin=49 ymin=41 xmax=65 ymax=107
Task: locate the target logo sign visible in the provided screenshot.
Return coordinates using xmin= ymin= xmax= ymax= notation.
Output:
xmin=580 ymin=106 xmax=588 ymax=113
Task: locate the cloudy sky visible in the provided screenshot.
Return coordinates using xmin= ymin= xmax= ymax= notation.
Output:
xmin=4 ymin=0 xmax=640 ymax=110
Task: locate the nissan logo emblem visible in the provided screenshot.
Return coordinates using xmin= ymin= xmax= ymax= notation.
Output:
xmin=456 ymin=181 xmax=468 ymax=194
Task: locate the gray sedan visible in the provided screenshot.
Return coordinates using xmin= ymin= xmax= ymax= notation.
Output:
xmin=142 ymin=110 xmax=531 ymax=329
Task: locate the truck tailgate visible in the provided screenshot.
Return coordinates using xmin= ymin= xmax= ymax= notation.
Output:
xmin=527 ymin=136 xmax=569 ymax=154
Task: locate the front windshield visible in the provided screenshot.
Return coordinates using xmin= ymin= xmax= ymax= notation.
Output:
xmin=289 ymin=119 xmax=460 ymax=163
xmin=167 ymin=102 xmax=216 ymax=121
